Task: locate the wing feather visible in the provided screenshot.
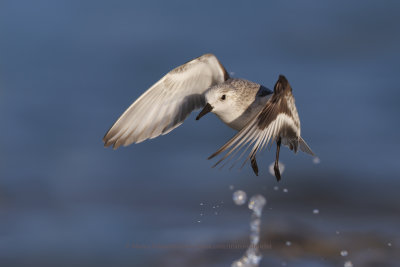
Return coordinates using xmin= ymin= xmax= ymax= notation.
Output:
xmin=104 ymin=54 xmax=228 ymax=149
xmin=209 ymin=89 xmax=309 ymax=168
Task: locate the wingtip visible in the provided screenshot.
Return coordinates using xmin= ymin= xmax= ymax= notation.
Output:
xmin=102 ymin=136 xmax=120 ymax=150
xmin=208 ymin=153 xmax=217 ymax=160
xmin=299 ymin=137 xmax=315 ymax=156
xmin=103 ymin=128 xmax=115 ymax=148
xmin=103 ymin=138 xmax=111 ymax=148
xmin=278 ymin=74 xmax=289 ymax=85
xmin=203 ymin=53 xmax=216 ymax=58
xmin=103 ymin=134 xmax=117 ymax=149
xmin=273 ymin=74 xmax=291 ymax=93
xmin=112 ymin=141 xmax=122 ymax=150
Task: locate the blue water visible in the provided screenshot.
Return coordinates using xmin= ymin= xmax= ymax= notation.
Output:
xmin=1 ymin=1 xmax=399 ymax=266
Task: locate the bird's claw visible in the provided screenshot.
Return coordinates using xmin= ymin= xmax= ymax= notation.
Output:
xmin=274 ymin=163 xmax=281 ymax=181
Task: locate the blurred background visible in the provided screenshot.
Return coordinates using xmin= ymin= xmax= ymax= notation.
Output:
xmin=1 ymin=0 xmax=399 ymax=266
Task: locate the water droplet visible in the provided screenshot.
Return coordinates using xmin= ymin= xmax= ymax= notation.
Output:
xmin=388 ymin=242 xmax=392 ymax=247
xmin=344 ymin=261 xmax=353 ymax=267
xmin=313 ymin=209 xmax=319 ymax=214
xmin=231 ymin=260 xmax=243 ymax=267
xmin=233 ymin=190 xmax=247 ymax=205
xmin=232 ymin=250 xmax=262 ymax=267
xmin=214 ymin=211 xmax=218 ymax=215
xmin=340 ymin=250 xmax=348 ymax=256
xmin=269 ymin=161 xmax=285 ymax=176
xmin=212 ymin=206 xmax=216 ymax=209
xmin=283 ymin=188 xmax=288 ymax=193
xmin=273 ymin=186 xmax=279 ymax=191
xmin=229 ymin=185 xmax=234 ymax=190
xmin=286 ymin=241 xmax=292 ymax=246
xmin=336 ymin=231 xmax=340 ymax=235
xmin=248 ymin=195 xmax=266 ymax=217
xmin=200 ymin=213 xmax=203 ymax=216
xmin=313 ymin=157 xmax=321 ymax=164
xmin=197 ymin=220 xmax=201 ymax=223
xmin=200 ymin=202 xmax=204 ymax=206
xmin=247 ymin=249 xmax=262 ymax=265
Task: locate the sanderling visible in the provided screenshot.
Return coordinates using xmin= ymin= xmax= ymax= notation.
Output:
xmin=103 ymin=54 xmax=314 ymax=180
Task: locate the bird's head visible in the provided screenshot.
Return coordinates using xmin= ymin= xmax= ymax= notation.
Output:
xmin=196 ymin=85 xmax=237 ymax=121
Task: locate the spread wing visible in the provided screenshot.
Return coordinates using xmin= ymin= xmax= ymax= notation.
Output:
xmin=104 ymin=54 xmax=229 ymax=149
xmin=209 ymin=75 xmax=314 ymax=168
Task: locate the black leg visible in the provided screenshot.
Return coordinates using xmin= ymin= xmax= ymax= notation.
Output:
xmin=274 ymin=137 xmax=281 ymax=181
xmin=251 ymin=156 xmax=259 ymax=176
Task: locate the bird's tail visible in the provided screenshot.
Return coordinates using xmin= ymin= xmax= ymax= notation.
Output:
xmin=299 ymin=137 xmax=315 ymax=156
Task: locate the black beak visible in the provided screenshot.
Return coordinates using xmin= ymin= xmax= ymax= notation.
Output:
xmin=196 ymin=103 xmax=213 ymax=120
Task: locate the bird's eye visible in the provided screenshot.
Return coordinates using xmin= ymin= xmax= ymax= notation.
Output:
xmin=221 ymin=94 xmax=226 ymax=100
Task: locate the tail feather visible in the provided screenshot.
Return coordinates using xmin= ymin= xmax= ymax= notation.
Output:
xmin=299 ymin=137 xmax=315 ymax=156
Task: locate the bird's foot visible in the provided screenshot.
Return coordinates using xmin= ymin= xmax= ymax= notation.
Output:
xmin=274 ymin=163 xmax=281 ymax=181
xmin=251 ymin=157 xmax=259 ymax=176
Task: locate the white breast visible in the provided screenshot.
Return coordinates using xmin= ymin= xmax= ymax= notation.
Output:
xmin=221 ymin=95 xmax=269 ymax=131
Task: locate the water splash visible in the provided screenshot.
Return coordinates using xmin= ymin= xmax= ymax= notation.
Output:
xmin=248 ymin=195 xmax=266 ymax=217
xmin=340 ymin=250 xmax=348 ymax=257
xmin=233 ymin=190 xmax=247 ymax=205
xmin=232 ymin=193 xmax=267 ymax=267
xmin=313 ymin=157 xmax=321 ymax=164
xmin=344 ymin=261 xmax=353 ymax=267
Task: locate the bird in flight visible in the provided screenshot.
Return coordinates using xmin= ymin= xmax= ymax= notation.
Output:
xmin=103 ymin=54 xmax=314 ymax=180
